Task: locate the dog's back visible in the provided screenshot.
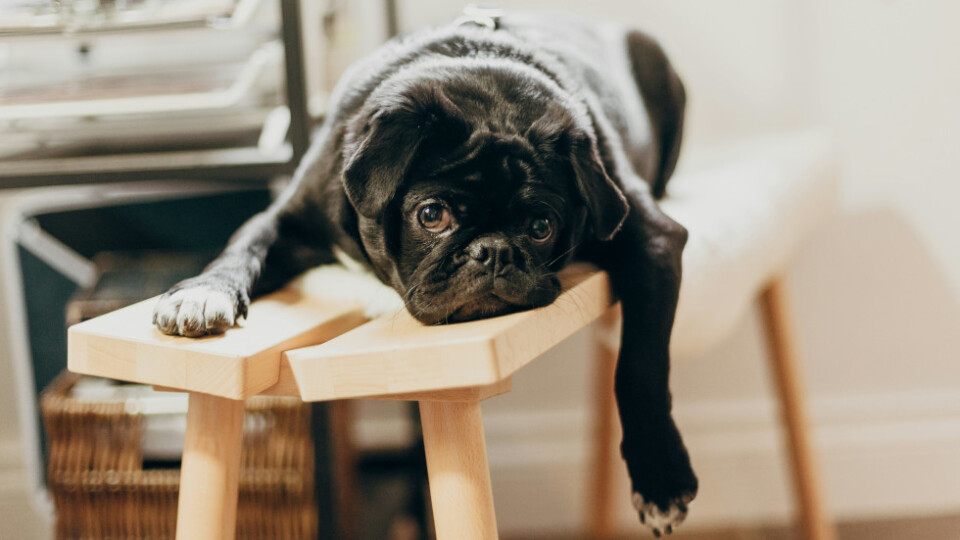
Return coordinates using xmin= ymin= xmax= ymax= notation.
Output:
xmin=497 ymin=13 xmax=685 ymax=197
xmin=326 ymin=12 xmax=684 ymax=200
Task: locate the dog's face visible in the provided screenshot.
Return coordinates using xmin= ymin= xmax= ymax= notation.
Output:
xmin=389 ymin=145 xmax=577 ymax=323
xmin=341 ymin=66 xmax=628 ymax=324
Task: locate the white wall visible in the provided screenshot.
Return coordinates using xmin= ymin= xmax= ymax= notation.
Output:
xmin=0 ymin=1 xmax=957 ymax=537
xmin=391 ymin=0 xmax=960 ymax=535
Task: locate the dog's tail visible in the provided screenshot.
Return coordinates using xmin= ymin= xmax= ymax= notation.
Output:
xmin=626 ymin=30 xmax=686 ymax=200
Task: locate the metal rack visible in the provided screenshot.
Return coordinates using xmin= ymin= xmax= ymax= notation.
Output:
xmin=0 ymin=0 xmax=266 ymax=36
xmin=0 ymin=0 xmax=311 ymax=189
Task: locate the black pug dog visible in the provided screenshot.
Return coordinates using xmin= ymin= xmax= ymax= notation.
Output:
xmin=154 ymin=9 xmax=695 ymax=537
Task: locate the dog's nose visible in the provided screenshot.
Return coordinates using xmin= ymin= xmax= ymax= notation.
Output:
xmin=468 ymin=236 xmax=514 ymax=271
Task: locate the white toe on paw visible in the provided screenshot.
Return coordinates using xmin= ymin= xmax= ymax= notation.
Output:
xmin=632 ymin=492 xmax=693 ymax=537
xmin=153 ymin=287 xmax=236 ymax=337
xmin=201 ymin=290 xmax=236 ymax=330
xmin=153 ymin=293 xmax=182 ymax=332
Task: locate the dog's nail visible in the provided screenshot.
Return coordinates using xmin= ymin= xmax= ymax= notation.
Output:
xmin=665 ymin=525 xmax=672 ymax=534
xmin=653 ymin=529 xmax=661 ymax=538
xmin=639 ymin=512 xmax=645 ymax=524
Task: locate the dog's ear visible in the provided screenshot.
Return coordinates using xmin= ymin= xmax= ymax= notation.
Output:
xmin=528 ymin=107 xmax=629 ymax=241
xmin=341 ymin=106 xmax=423 ymax=219
xmin=569 ymin=131 xmax=630 ymax=241
xmin=342 ymin=88 xmax=468 ymax=218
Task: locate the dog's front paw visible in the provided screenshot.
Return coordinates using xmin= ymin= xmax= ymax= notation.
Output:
xmin=632 ymin=491 xmax=694 ymax=537
xmin=622 ymin=432 xmax=698 ymax=537
xmin=153 ymin=281 xmax=245 ymax=337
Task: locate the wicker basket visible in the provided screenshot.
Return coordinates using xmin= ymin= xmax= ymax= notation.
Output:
xmin=41 ymin=372 xmax=318 ymax=540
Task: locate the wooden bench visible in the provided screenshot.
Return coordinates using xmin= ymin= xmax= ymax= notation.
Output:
xmin=69 ymin=265 xmax=613 ymax=540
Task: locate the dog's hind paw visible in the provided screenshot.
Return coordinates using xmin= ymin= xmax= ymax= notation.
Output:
xmin=632 ymin=492 xmax=693 ymax=537
xmin=153 ymin=285 xmax=240 ymax=337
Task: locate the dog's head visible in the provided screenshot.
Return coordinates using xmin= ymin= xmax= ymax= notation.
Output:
xmin=341 ymin=63 xmax=628 ymax=324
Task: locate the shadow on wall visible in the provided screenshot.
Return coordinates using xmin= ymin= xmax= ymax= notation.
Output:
xmin=650 ymin=207 xmax=960 ymax=530
xmin=669 ymin=205 xmax=960 ymax=406
xmin=792 ymin=207 xmax=960 ymax=397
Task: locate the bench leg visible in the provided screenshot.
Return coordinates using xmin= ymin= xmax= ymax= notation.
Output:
xmin=419 ymin=400 xmax=498 ymax=540
xmin=760 ymin=278 xmax=837 ymax=540
xmin=588 ymin=306 xmax=619 ymax=539
xmin=175 ymin=392 xmax=245 ymax=540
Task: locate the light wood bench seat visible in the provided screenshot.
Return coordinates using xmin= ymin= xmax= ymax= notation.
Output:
xmin=68 ymin=265 xmax=612 ymax=540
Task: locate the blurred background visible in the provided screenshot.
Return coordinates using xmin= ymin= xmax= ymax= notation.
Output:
xmin=0 ymin=0 xmax=957 ymax=539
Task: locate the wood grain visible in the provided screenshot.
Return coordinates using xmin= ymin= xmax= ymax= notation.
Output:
xmin=175 ymin=392 xmax=245 ymax=540
xmin=68 ymin=288 xmax=368 ymax=399
xmin=69 ymin=265 xmax=611 ymax=403
xmin=588 ymin=306 xmax=621 ymax=539
xmin=420 ymin=400 xmax=498 ymax=540
xmin=285 ymin=266 xmax=612 ymax=402
xmin=370 ymin=378 xmax=512 ymax=402
xmin=760 ymin=278 xmax=837 ymax=540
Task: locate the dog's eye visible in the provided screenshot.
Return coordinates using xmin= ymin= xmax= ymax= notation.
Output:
xmin=529 ymin=217 xmax=553 ymax=242
xmin=417 ymin=203 xmax=453 ymax=233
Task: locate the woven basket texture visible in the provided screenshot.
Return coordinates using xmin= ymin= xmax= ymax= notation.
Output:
xmin=41 ymin=372 xmax=318 ymax=540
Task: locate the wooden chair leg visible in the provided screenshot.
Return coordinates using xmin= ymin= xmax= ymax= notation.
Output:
xmin=588 ymin=306 xmax=620 ymax=539
xmin=175 ymin=392 xmax=245 ymax=540
xmin=760 ymin=278 xmax=837 ymax=540
xmin=329 ymin=400 xmax=360 ymax=539
xmin=419 ymin=399 xmax=498 ymax=540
